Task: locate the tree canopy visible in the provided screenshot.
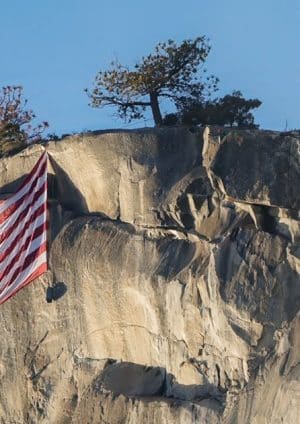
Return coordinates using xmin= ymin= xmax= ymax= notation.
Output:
xmin=86 ymin=37 xmax=219 ymax=126
xmin=164 ymin=91 xmax=262 ymax=128
xmin=0 ymin=86 xmax=48 ymax=156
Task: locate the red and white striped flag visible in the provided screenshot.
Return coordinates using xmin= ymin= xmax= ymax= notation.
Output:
xmin=0 ymin=151 xmax=48 ymax=304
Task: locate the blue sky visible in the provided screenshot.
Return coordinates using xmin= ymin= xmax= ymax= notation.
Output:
xmin=1 ymin=0 xmax=299 ymax=135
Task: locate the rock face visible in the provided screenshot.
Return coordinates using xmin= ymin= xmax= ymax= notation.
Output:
xmin=0 ymin=127 xmax=299 ymax=423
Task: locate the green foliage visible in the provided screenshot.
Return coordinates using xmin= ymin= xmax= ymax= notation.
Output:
xmin=164 ymin=91 xmax=262 ymax=128
xmin=86 ymin=37 xmax=219 ymax=126
xmin=0 ymin=86 xmax=49 ymax=156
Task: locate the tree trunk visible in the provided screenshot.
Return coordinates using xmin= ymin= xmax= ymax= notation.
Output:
xmin=150 ymin=92 xmax=163 ymax=126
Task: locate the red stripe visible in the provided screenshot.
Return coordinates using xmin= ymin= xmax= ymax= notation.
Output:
xmin=4 ymin=242 xmax=47 ymax=290
xmin=0 ymin=219 xmax=46 ymax=262
xmin=0 ymin=162 xmax=47 ymax=225
xmin=0 ymin=262 xmax=47 ymax=305
xmin=0 ymin=224 xmax=46 ymax=280
xmin=0 ymin=152 xmax=47 ymax=305
xmin=0 ymin=190 xmax=46 ymax=244
xmin=0 ymin=204 xmax=46 ymax=261
xmin=0 ymin=157 xmax=46 ymax=221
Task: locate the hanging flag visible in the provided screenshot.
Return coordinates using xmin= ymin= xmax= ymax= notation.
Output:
xmin=0 ymin=151 xmax=48 ymax=304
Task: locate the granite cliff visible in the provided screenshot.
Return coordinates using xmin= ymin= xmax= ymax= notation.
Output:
xmin=0 ymin=127 xmax=299 ymax=423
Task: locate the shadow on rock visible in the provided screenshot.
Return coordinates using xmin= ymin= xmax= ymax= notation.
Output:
xmin=0 ymin=174 xmax=25 ymax=196
xmin=48 ymin=155 xmax=88 ymax=214
xmin=92 ymin=360 xmax=226 ymax=412
xmin=156 ymin=238 xmax=197 ymax=280
xmin=46 ymin=282 xmax=68 ymax=302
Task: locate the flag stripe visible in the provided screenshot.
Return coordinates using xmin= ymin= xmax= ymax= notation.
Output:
xmin=0 ymin=187 xmax=46 ymax=243
xmin=0 ymin=229 xmax=47 ymax=283
xmin=1 ymin=242 xmax=47 ymax=291
xmin=0 ymin=262 xmax=47 ymax=305
xmin=0 ymin=209 xmax=46 ymax=261
xmin=0 ymin=255 xmax=47 ymax=304
xmin=0 ymin=151 xmax=48 ymax=305
xmin=0 ymin=174 xmax=46 ymax=231
xmin=0 ymin=165 xmax=46 ymax=225
xmin=0 ymin=153 xmax=47 ymax=215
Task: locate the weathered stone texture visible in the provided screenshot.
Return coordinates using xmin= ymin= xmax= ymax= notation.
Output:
xmin=0 ymin=127 xmax=299 ymax=423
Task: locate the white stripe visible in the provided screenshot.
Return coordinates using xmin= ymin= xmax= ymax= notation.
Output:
xmin=0 ymin=192 xmax=46 ymax=250
xmin=0 ymin=152 xmax=47 ymax=304
xmin=0 ymin=231 xmax=47 ymax=291
xmin=0 ymin=172 xmax=46 ymax=233
xmin=0 ymin=153 xmax=47 ymax=215
xmin=0 ymin=211 xmax=47 ymax=258
xmin=0 ymin=215 xmax=46 ymax=275
xmin=0 ymin=251 xmax=47 ymax=302
xmin=0 ymin=175 xmax=46 ymax=233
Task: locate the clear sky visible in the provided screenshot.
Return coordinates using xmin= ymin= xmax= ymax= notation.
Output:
xmin=1 ymin=0 xmax=299 ymax=135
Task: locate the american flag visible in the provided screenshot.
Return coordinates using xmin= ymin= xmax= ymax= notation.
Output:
xmin=0 ymin=151 xmax=48 ymax=304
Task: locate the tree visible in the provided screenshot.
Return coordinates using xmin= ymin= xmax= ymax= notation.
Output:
xmin=164 ymin=91 xmax=262 ymax=128
xmin=0 ymin=86 xmax=49 ymax=155
xmin=213 ymin=91 xmax=262 ymax=127
xmin=86 ymin=37 xmax=219 ymax=126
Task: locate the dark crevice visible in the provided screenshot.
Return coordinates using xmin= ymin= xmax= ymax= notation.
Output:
xmin=260 ymin=208 xmax=277 ymax=234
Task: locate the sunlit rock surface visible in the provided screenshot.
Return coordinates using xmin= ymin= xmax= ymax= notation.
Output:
xmin=0 ymin=127 xmax=299 ymax=423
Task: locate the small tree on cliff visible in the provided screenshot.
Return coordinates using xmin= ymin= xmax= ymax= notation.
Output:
xmin=163 ymin=91 xmax=262 ymax=128
xmin=0 ymin=86 xmax=49 ymax=155
xmin=86 ymin=37 xmax=219 ymax=126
